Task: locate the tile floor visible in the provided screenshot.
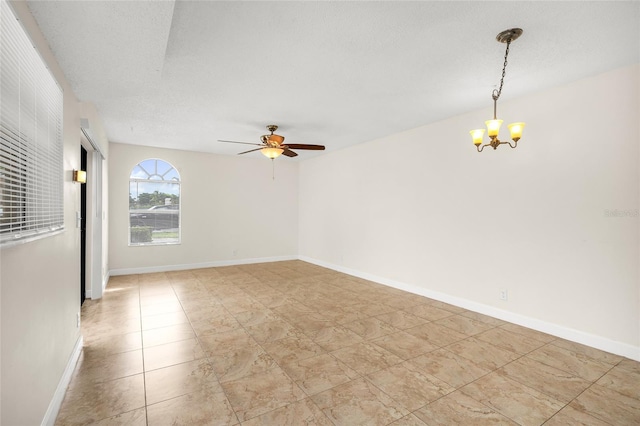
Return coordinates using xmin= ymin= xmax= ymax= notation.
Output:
xmin=56 ymin=261 xmax=640 ymax=425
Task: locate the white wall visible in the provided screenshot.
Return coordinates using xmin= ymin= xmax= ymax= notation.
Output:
xmin=109 ymin=143 xmax=299 ymax=273
xmin=299 ymin=65 xmax=640 ymax=359
xmin=1 ymin=2 xmax=85 ymax=424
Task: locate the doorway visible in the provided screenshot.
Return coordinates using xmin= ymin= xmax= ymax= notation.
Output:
xmin=80 ymin=146 xmax=87 ymax=305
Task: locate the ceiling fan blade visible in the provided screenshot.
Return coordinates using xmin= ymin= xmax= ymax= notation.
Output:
xmin=238 ymin=147 xmax=264 ymax=155
xmin=282 ymin=149 xmax=298 ymax=157
xmin=285 ymin=144 xmax=325 ymax=150
xmin=218 ymin=139 xmax=263 ymax=146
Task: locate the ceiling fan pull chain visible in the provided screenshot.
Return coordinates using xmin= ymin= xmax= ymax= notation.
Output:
xmin=272 ymin=159 xmax=275 ymax=180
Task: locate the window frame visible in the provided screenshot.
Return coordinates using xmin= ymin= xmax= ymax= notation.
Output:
xmin=128 ymin=158 xmax=181 ymax=246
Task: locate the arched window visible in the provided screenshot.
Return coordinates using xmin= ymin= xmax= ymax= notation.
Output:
xmin=129 ymin=159 xmax=180 ymax=245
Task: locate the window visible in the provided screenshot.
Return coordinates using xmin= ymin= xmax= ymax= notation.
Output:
xmin=129 ymin=159 xmax=180 ymax=245
xmin=0 ymin=0 xmax=64 ymax=247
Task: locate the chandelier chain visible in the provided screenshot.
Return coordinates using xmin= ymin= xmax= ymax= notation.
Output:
xmin=492 ymin=40 xmax=511 ymax=101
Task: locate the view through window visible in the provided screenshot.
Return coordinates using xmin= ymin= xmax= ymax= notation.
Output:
xmin=129 ymin=159 xmax=180 ymax=245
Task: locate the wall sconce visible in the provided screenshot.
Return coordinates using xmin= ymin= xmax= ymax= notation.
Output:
xmin=73 ymin=169 xmax=86 ymax=183
xmin=470 ymin=28 xmax=526 ymax=152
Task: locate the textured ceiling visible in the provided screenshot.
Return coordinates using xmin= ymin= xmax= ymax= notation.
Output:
xmin=27 ymin=1 xmax=640 ymax=159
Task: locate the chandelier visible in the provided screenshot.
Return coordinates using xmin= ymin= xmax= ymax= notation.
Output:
xmin=470 ymin=28 xmax=526 ymax=152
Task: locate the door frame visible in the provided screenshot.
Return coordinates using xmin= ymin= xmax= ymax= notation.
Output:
xmin=80 ymin=134 xmax=104 ymax=300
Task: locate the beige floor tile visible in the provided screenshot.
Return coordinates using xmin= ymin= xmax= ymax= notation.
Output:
xmin=190 ymin=312 xmax=242 ymax=337
xmin=144 ymin=358 xmax=221 ymax=405
xmin=221 ymin=367 xmax=306 ymax=422
xmin=143 ymin=338 xmax=205 ymax=371
xmin=59 ymin=262 xmax=639 ymax=426
xmin=551 ymin=339 xmax=623 ymax=365
xmin=570 ymin=383 xmax=640 ymax=425
xmin=434 ymin=315 xmax=496 ymax=336
xmin=544 ymin=405 xmax=611 ymax=426
xmin=344 ymin=316 xmax=400 ymax=340
xmin=245 ymin=319 xmax=301 ymax=344
xmin=69 ymin=349 xmax=143 ymax=388
xmin=618 ymin=357 xmax=640 ymax=373
xmin=241 ymin=398 xmax=333 ymax=426
xmin=476 ymin=327 xmax=547 ymax=354
xmin=527 ymin=344 xmax=613 ymax=381
xmin=179 ymin=297 xmax=220 ymax=312
xmin=331 ymin=341 xmax=403 ymax=375
xmin=446 ymin=337 xmax=520 ymax=371
xmin=234 ymin=307 xmax=281 ymax=326
xmin=139 ymin=292 xmax=177 ymax=305
xmin=81 ymin=331 xmax=142 ymax=357
xmin=498 ymin=356 xmax=591 ymax=403
xmin=460 ymin=311 xmax=506 ymax=326
xmin=142 ymin=322 xmax=195 ymax=347
xmin=312 ymin=325 xmax=363 ymax=351
xmin=272 ymin=302 xmax=316 ymax=319
xmin=262 ymin=334 xmax=326 ymax=364
xmin=316 ymin=304 xmax=370 ymax=324
xmin=210 ymin=345 xmax=278 ymax=383
xmin=82 ymin=315 xmax=142 ymax=337
xmin=414 ymin=391 xmax=518 ymax=425
xmin=499 ymin=323 xmax=556 ymax=343
xmin=597 ymin=361 xmax=640 ymax=399
xmin=146 ymin=390 xmax=238 ymax=425
xmin=222 ymin=298 xmax=264 ymax=314
xmin=388 ymin=414 xmax=428 ymax=425
xmin=409 ymin=348 xmax=490 ymax=388
xmin=426 ymin=300 xmax=467 ymax=313
xmin=198 ymin=328 xmax=258 ymax=357
xmin=289 ymin=314 xmax=336 ymax=338
xmin=380 ymin=294 xmax=427 ymax=309
xmin=405 ymin=322 xmax=468 ymax=347
xmin=281 ymin=353 xmax=359 ymax=396
xmin=86 ymin=407 xmax=147 ymax=426
xmin=141 ymin=310 xmax=189 ymax=331
xmin=82 ymin=305 xmax=141 ymax=323
xmin=56 ymin=374 xmax=145 ymax=425
xmin=140 ymin=300 xmax=183 ymax=317
xmin=311 ymin=378 xmax=409 ymax=425
xmin=184 ymin=303 xmax=230 ymax=322
xmin=376 ymin=310 xmax=429 ymax=329
xmin=461 ymin=373 xmax=564 ymax=425
xmin=366 ymin=362 xmax=455 ymax=411
xmin=348 ymin=301 xmax=397 ymax=317
xmin=405 ymin=303 xmax=454 ymax=321
xmin=371 ymin=330 xmax=439 ymax=360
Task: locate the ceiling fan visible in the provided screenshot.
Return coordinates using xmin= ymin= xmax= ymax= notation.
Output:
xmin=218 ymin=125 xmax=325 ymax=159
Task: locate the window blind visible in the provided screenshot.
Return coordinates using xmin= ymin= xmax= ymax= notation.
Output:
xmin=0 ymin=0 xmax=64 ymax=246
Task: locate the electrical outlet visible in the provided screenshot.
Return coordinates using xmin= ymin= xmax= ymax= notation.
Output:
xmin=499 ymin=289 xmax=508 ymax=301
xmin=76 ymin=312 xmax=81 ymax=328
xmin=232 ymin=249 xmax=237 ymax=257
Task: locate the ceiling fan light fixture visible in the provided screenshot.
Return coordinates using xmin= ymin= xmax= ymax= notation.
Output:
xmin=261 ymin=147 xmax=284 ymax=159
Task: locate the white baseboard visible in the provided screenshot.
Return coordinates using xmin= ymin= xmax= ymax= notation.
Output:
xmin=109 ymin=255 xmax=298 ymax=276
xmin=41 ymin=334 xmax=83 ymax=426
xmin=299 ymin=256 xmax=640 ymax=361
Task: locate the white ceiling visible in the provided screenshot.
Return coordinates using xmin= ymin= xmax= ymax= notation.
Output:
xmin=27 ymin=1 xmax=640 ymax=159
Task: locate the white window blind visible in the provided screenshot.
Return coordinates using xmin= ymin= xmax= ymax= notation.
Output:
xmin=1 ymin=0 xmax=64 ymax=246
